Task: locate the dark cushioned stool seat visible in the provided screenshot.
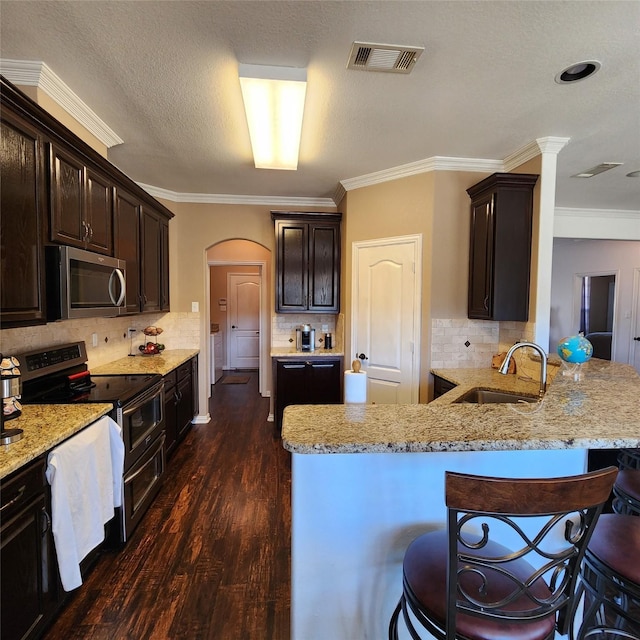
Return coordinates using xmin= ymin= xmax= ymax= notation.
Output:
xmin=403 ymin=530 xmax=556 ymax=640
xmin=613 ymin=469 xmax=640 ymax=516
xmin=578 ymin=514 xmax=640 ymax=638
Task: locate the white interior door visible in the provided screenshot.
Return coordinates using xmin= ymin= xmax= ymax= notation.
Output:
xmin=352 ymin=235 xmax=421 ymax=404
xmin=228 ymin=274 xmax=260 ymax=369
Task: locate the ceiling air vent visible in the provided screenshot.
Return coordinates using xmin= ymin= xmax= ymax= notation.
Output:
xmin=347 ymin=41 xmax=424 ymax=74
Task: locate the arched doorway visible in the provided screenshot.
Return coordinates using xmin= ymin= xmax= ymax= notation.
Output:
xmin=206 ymin=239 xmax=271 ymax=399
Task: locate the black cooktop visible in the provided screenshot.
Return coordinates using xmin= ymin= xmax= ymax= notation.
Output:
xmin=22 ymin=372 xmax=161 ymax=406
xmin=17 ymin=341 xmax=162 ymax=407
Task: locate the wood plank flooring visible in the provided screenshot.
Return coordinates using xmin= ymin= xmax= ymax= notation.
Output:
xmin=43 ymin=372 xmax=291 ymax=640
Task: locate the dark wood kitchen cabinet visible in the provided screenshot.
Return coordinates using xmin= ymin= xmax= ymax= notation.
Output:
xmin=467 ymin=172 xmax=538 ymax=321
xmin=114 ymin=188 xmax=170 ymax=314
xmin=163 ymin=356 xmax=197 ymax=458
xmin=272 ymin=212 xmax=341 ymax=313
xmin=274 ymin=357 xmax=343 ymax=429
xmin=432 ymin=374 xmax=457 ymax=400
xmin=1 ymin=75 xmax=174 ymax=326
xmin=49 ymin=142 xmax=113 ymax=255
xmin=1 ymin=456 xmax=60 ymax=640
xmin=0 ymin=109 xmax=47 ymax=328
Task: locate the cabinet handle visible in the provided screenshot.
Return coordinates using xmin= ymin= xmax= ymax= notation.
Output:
xmin=483 ymin=296 xmax=489 ymax=310
xmin=41 ymin=508 xmax=52 ymax=535
xmin=311 ymin=363 xmax=334 ymax=368
xmin=0 ymin=484 xmax=26 ymax=513
xmin=88 ymin=223 xmax=93 ymax=242
xmin=82 ymin=220 xmax=89 ymax=243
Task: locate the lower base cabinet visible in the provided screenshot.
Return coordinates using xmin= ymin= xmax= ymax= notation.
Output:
xmin=164 ymin=356 xmax=197 ymax=458
xmin=274 ymin=357 xmax=343 ymax=429
xmin=1 ymin=456 xmax=60 ymax=640
xmin=432 ymin=374 xmax=457 ymax=400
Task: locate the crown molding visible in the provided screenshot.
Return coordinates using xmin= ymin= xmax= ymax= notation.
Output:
xmin=137 ymin=183 xmax=336 ymax=208
xmin=0 ymin=59 xmax=124 ymax=148
xmin=340 ymin=156 xmax=503 ymax=192
xmin=555 ymin=206 xmax=640 ymax=219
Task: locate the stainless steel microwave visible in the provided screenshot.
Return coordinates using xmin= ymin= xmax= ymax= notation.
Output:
xmin=47 ymin=246 xmax=127 ymax=320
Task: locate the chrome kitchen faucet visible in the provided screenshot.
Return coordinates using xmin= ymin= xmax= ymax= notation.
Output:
xmin=499 ymin=341 xmax=548 ymax=398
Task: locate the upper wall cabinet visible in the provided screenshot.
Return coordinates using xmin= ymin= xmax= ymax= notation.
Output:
xmin=467 ymin=172 xmax=538 ymax=321
xmin=114 ymin=188 xmax=170 ymax=314
xmin=0 ymin=110 xmax=47 ymax=327
xmin=272 ymin=212 xmax=342 ymax=314
xmin=49 ymin=142 xmax=113 ymax=255
xmin=0 ymin=75 xmax=174 ymax=327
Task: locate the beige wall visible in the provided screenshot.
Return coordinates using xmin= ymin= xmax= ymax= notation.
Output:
xmin=342 ymin=173 xmax=435 ymax=400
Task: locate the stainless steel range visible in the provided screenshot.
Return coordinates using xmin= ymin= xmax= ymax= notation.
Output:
xmin=19 ymin=341 xmax=166 ymax=544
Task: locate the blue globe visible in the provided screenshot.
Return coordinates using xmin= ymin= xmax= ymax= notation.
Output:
xmin=557 ymin=335 xmax=593 ymax=364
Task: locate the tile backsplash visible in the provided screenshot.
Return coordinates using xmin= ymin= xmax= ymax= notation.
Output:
xmin=431 ymin=318 xmax=535 ymax=370
xmin=0 ymin=312 xmax=200 ymax=368
xmin=271 ymin=313 xmax=344 ymax=350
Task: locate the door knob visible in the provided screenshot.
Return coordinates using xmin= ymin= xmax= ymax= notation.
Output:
xmin=231 ymin=325 xmax=237 ymax=329
xmin=358 ymin=353 xmax=368 ymax=360
xmin=634 ymin=337 xmax=640 ymax=341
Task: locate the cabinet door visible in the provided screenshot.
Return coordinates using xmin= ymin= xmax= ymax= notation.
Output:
xmin=191 ymin=356 xmax=199 ymax=417
xmin=308 ymin=360 xmax=341 ymax=403
xmin=275 ymin=220 xmax=308 ymax=312
xmin=308 ymin=222 xmax=340 ymax=313
xmin=0 ymin=111 xmax=47 ymax=327
xmin=163 ymin=373 xmax=178 ymax=458
xmin=85 ymin=167 xmax=113 ymax=255
xmin=275 ymin=361 xmax=308 ymax=427
xmin=114 ymin=188 xmax=141 ymax=313
xmin=49 ymin=142 xmax=86 ymax=247
xmin=176 ymin=375 xmax=193 ymax=441
xmin=160 ymin=218 xmax=170 ymax=311
xmin=468 ymin=194 xmax=494 ymax=320
xmin=140 ymin=208 xmax=162 ymax=312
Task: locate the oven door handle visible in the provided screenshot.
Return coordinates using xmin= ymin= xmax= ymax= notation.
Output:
xmin=122 ymin=381 xmax=164 ymax=419
xmin=124 ymin=433 xmax=166 ymax=483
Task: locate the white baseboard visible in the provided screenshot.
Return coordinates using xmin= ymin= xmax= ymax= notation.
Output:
xmin=192 ymin=413 xmax=211 ymax=424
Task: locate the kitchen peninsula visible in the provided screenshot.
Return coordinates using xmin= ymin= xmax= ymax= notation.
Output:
xmin=282 ymin=359 xmax=640 ymax=640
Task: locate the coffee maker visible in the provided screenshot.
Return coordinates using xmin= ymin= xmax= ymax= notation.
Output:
xmin=296 ymin=324 xmax=316 ymax=352
xmin=1 ymin=354 xmax=23 ymax=444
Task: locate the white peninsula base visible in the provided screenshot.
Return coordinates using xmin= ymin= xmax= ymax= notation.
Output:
xmin=291 ymin=448 xmax=587 ymax=640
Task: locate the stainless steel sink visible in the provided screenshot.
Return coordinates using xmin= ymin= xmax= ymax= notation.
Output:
xmin=454 ymin=388 xmax=539 ymax=404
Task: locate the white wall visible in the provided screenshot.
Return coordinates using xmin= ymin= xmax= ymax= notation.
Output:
xmin=550 ymin=239 xmax=640 ymax=361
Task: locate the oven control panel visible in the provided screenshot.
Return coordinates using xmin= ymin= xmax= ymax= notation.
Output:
xmin=18 ymin=342 xmax=87 ymax=381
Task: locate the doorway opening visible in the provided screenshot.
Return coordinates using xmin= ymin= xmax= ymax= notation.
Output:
xmin=575 ymin=272 xmax=617 ymax=360
xmin=206 ymin=240 xmax=271 ymax=398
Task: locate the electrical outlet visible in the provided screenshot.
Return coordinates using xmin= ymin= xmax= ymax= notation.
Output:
xmin=92 ymin=333 xmax=98 ymax=347
xmin=321 ymin=324 xmax=329 ymax=332
xmin=192 ymin=301 xmax=199 ymax=313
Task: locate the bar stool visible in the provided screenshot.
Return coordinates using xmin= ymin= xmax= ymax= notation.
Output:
xmin=576 ymin=514 xmax=640 ymax=639
xmin=613 ymin=449 xmax=640 ymax=517
xmin=388 ymin=467 xmax=618 ymax=640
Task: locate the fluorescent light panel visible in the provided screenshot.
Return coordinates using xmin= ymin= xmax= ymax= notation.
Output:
xmin=239 ymin=63 xmax=307 ymax=170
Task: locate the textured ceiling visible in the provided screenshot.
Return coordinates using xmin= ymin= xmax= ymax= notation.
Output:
xmin=1 ymin=0 xmax=639 ymax=211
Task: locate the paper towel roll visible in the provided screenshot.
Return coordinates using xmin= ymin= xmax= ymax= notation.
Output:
xmin=344 ymin=370 xmax=367 ymax=404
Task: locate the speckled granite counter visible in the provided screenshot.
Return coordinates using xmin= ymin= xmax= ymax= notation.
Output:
xmin=271 ymin=347 xmax=344 ymax=358
xmin=91 ymin=349 xmax=199 ymax=376
xmin=0 ymin=404 xmax=113 ymax=479
xmin=282 ymin=359 xmax=640 ymax=454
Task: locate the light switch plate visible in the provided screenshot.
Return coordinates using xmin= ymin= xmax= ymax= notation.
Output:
xmin=191 ymin=301 xmax=199 ymax=312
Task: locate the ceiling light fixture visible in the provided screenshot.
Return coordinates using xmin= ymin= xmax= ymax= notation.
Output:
xmin=239 ymin=63 xmax=307 ymax=170
xmin=555 ymin=60 xmax=601 ymax=84
xmin=571 ymin=162 xmax=623 ymax=178
xmin=626 ymin=170 xmax=640 ymax=178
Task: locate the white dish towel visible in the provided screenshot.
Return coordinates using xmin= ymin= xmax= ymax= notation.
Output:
xmin=46 ymin=415 xmax=124 ymax=591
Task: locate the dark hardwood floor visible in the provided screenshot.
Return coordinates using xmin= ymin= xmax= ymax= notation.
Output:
xmin=43 ymin=371 xmax=291 ymax=640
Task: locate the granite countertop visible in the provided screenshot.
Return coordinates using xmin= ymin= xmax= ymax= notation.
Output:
xmin=282 ymin=358 xmax=640 ymax=454
xmin=91 ymin=349 xmax=199 ymax=376
xmin=0 ymin=404 xmax=113 ymax=479
xmin=271 ymin=347 xmax=345 ymax=358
